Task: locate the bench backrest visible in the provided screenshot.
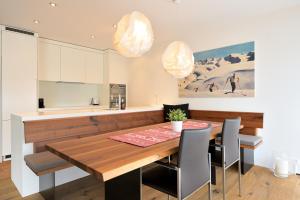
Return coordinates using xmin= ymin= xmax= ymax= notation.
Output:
xmin=24 ymin=110 xmax=164 ymax=152
xmin=190 ymin=110 xmax=264 ymax=135
xmin=23 ymin=109 xmax=264 ymax=153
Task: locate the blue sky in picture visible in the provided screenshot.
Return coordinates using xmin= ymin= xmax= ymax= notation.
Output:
xmin=194 ymin=41 xmax=254 ymax=60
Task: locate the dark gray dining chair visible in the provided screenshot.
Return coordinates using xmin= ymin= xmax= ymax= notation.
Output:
xmin=142 ymin=126 xmax=212 ymax=200
xmin=210 ymin=118 xmax=242 ymax=200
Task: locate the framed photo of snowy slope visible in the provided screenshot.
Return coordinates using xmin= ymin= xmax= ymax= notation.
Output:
xmin=178 ymin=41 xmax=255 ymax=97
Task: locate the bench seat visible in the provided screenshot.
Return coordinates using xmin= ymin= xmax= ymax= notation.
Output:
xmin=239 ymin=134 xmax=262 ymax=146
xmin=216 ymin=133 xmax=263 ymax=149
xmin=239 ymin=134 xmax=263 ymax=149
xmin=24 ymin=151 xmax=72 ymax=176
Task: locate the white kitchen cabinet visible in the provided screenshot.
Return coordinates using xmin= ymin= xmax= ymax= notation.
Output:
xmin=85 ymin=51 xmax=103 ymax=84
xmin=106 ymin=50 xmax=129 ymax=85
xmin=38 ymin=39 xmax=104 ymax=84
xmin=38 ymin=41 xmax=61 ymax=81
xmin=1 ymin=29 xmax=37 ymax=157
xmin=2 ymin=30 xmax=37 ymax=121
xmin=61 ymin=46 xmax=85 ymax=83
xmin=2 ymin=120 xmax=11 ymax=156
xmin=100 ymin=50 xmax=130 ymax=106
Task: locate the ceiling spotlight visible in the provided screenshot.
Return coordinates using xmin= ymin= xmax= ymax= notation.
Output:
xmin=49 ymin=2 xmax=57 ymax=7
xmin=33 ymin=19 xmax=40 ymax=24
xmin=90 ymin=35 xmax=95 ymax=39
xmin=113 ymin=24 xmax=117 ymax=29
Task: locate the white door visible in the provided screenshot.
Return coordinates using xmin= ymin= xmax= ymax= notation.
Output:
xmin=0 ymin=28 xmax=2 ymax=161
xmin=61 ymin=46 xmax=85 ymax=83
xmin=2 ymin=120 xmax=11 ymax=156
xmin=38 ymin=41 xmax=61 ymax=81
xmin=85 ymin=51 xmax=103 ymax=84
xmin=1 ymin=30 xmax=37 ymax=156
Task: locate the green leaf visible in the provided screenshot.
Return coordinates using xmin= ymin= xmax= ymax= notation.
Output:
xmin=167 ymin=109 xmax=187 ymax=121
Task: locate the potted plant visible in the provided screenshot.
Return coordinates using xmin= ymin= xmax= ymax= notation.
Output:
xmin=168 ymin=109 xmax=187 ymax=132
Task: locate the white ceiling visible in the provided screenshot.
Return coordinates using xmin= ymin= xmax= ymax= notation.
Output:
xmin=0 ymin=0 xmax=299 ymax=50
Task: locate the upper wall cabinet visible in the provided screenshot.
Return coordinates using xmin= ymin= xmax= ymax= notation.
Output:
xmin=85 ymin=51 xmax=103 ymax=84
xmin=38 ymin=39 xmax=103 ymax=84
xmin=104 ymin=50 xmax=129 ymax=85
xmin=38 ymin=41 xmax=61 ymax=81
xmin=61 ymin=46 xmax=85 ymax=83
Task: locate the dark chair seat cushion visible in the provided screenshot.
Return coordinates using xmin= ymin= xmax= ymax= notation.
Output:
xmin=163 ymin=104 xmax=190 ymax=122
xmin=142 ymin=165 xmax=178 ymax=197
xmin=239 ymin=134 xmax=262 ymax=146
xmin=24 ymin=151 xmax=72 ymax=176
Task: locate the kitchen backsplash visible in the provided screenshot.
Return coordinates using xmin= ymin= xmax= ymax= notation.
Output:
xmin=39 ymin=81 xmax=100 ymax=108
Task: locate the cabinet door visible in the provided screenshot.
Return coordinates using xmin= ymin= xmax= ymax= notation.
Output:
xmin=2 ymin=30 xmax=37 ymax=121
xmin=107 ymin=51 xmax=129 ymax=85
xmin=61 ymin=46 xmax=85 ymax=83
xmin=38 ymin=41 xmax=61 ymax=81
xmin=2 ymin=120 xmax=11 ymax=156
xmin=85 ymin=51 xmax=103 ymax=84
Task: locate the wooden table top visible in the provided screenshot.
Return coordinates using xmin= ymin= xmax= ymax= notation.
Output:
xmin=46 ymin=120 xmax=223 ymax=182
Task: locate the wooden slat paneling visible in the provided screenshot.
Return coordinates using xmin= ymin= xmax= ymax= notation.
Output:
xmin=23 ymin=110 xmax=164 ymax=151
xmin=24 ymin=109 xmax=263 ymax=153
xmin=190 ymin=110 xmax=263 ymax=135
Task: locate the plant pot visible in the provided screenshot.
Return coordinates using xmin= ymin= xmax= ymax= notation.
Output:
xmin=171 ymin=121 xmax=183 ymax=132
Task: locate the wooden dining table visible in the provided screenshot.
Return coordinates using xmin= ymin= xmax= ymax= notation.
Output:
xmin=46 ymin=119 xmax=224 ymax=200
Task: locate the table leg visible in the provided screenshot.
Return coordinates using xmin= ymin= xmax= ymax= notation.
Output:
xmin=240 ymin=148 xmax=254 ymax=175
xmin=105 ymin=168 xmax=142 ymax=200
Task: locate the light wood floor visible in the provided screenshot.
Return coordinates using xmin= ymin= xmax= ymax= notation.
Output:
xmin=0 ymin=161 xmax=299 ymax=200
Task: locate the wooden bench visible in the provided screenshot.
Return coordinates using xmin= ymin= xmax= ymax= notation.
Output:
xmin=23 ymin=109 xmax=263 ymax=197
xmin=190 ymin=110 xmax=264 ymax=174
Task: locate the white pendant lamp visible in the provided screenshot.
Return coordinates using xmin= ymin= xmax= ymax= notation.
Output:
xmin=113 ymin=11 xmax=154 ymax=58
xmin=162 ymin=41 xmax=194 ymax=79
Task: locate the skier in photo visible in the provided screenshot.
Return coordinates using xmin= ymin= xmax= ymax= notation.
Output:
xmin=224 ymin=73 xmax=240 ymax=94
xmin=206 ymin=82 xmax=219 ymax=92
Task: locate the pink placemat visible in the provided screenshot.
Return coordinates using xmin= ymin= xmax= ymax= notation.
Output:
xmin=109 ymin=128 xmax=180 ymax=147
xmin=161 ymin=120 xmax=221 ymax=130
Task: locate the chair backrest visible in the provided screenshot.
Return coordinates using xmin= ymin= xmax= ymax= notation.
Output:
xmin=177 ymin=126 xmax=211 ymax=199
xmin=221 ymin=118 xmax=241 ymax=166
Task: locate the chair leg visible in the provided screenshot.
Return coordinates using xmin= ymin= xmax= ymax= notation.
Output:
xmin=223 ymin=166 xmax=226 ymax=200
xmin=238 ymin=159 xmax=242 ymax=196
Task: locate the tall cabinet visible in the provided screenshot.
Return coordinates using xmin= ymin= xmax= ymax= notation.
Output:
xmin=100 ymin=49 xmax=130 ymax=106
xmin=1 ymin=27 xmax=37 ymax=160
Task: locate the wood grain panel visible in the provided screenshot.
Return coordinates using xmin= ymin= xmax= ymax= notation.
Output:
xmin=24 ymin=110 xmax=164 ymax=144
xmin=46 ymin=120 xmax=224 ymax=182
xmin=24 ymin=109 xmax=263 ymax=153
xmin=190 ymin=110 xmax=263 ymax=135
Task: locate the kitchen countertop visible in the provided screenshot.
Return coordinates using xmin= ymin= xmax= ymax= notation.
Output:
xmin=12 ymin=106 xmax=163 ymax=122
xmin=38 ymin=105 xmax=104 ymax=112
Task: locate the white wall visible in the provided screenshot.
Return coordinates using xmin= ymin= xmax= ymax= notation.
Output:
xmin=128 ymin=6 xmax=300 ymax=170
xmin=39 ymin=81 xmax=100 ymax=108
